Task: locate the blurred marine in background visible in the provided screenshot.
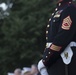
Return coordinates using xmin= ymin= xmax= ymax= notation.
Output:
xmin=14 ymin=68 xmax=22 ymax=75
xmin=38 ymin=0 xmax=76 ymax=75
xmin=31 ymin=64 xmax=40 ymax=75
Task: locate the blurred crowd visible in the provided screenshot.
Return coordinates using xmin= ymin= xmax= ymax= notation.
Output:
xmin=8 ymin=64 xmax=41 ymax=75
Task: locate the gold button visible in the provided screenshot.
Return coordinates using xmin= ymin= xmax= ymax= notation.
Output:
xmin=52 ymin=13 xmax=54 ymax=16
xmin=55 ymin=8 xmax=58 ymax=11
xmin=53 ymin=20 xmax=55 ymax=22
xmin=49 ymin=18 xmax=51 ymax=21
xmin=47 ymin=24 xmax=50 ymax=27
xmin=59 ymin=3 xmax=61 ymax=6
xmin=49 ymin=52 xmax=51 ymax=54
xmin=46 ymin=37 xmax=48 ymax=39
xmin=42 ymin=59 xmax=45 ymax=62
xmin=69 ymin=2 xmax=71 ymax=4
xmin=46 ymin=31 xmax=48 ymax=34
xmin=46 ymin=56 xmax=48 ymax=58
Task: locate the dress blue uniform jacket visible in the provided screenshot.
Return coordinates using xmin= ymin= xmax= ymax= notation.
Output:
xmin=42 ymin=0 xmax=76 ymax=68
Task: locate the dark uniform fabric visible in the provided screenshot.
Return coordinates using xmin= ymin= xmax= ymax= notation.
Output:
xmin=42 ymin=0 xmax=76 ymax=68
xmin=48 ymin=47 xmax=76 ymax=75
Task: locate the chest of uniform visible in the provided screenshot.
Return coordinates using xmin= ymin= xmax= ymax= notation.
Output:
xmin=46 ymin=9 xmax=63 ymax=35
xmin=51 ymin=10 xmax=63 ymax=25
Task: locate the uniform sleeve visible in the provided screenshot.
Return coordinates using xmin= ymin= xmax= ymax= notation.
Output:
xmin=50 ymin=6 xmax=76 ymax=52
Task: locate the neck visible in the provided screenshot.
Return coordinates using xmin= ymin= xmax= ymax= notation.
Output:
xmin=58 ymin=0 xmax=72 ymax=4
xmin=57 ymin=0 xmax=72 ymax=7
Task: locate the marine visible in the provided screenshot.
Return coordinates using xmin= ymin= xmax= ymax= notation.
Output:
xmin=38 ymin=0 xmax=76 ymax=75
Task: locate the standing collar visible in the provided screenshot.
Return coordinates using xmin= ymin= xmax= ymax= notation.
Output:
xmin=57 ymin=0 xmax=72 ymax=7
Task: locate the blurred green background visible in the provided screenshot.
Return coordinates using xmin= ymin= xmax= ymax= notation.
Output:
xmin=0 ymin=0 xmax=76 ymax=75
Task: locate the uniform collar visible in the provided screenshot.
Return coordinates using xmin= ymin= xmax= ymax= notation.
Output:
xmin=57 ymin=0 xmax=72 ymax=7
